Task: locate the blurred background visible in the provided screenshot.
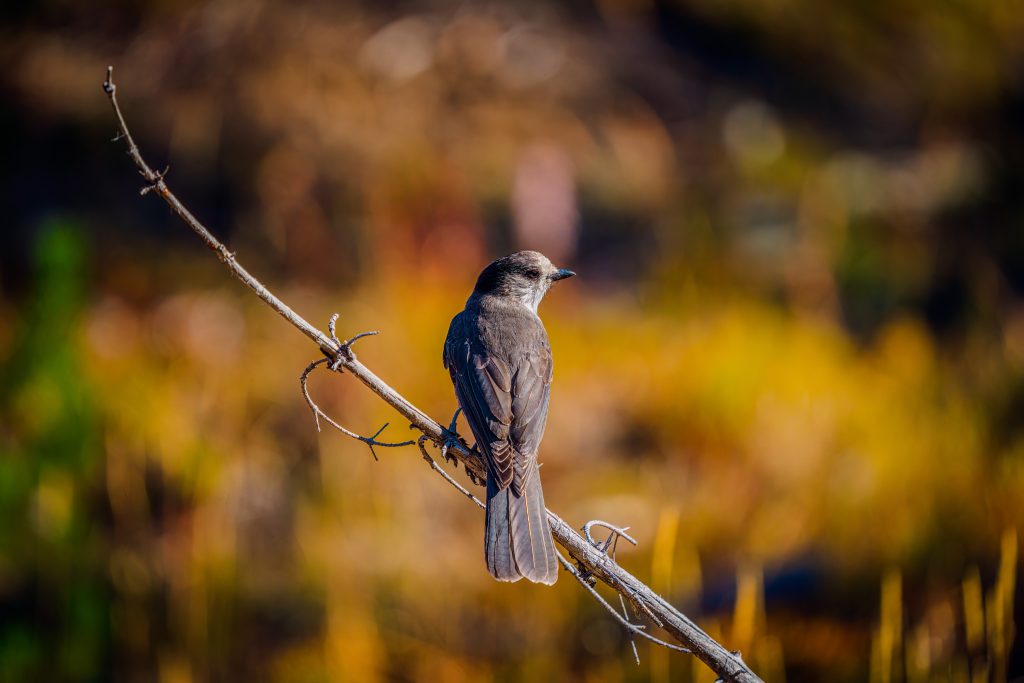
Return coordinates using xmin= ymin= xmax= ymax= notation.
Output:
xmin=0 ymin=0 xmax=1021 ymax=681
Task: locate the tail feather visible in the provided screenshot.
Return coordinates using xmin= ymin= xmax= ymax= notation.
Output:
xmin=485 ymin=474 xmax=521 ymax=582
xmin=506 ymin=468 xmax=558 ymax=585
xmin=485 ymin=469 xmax=559 ymax=585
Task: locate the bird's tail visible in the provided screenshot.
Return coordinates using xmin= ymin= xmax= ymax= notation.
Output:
xmin=485 ymin=469 xmax=558 ymax=585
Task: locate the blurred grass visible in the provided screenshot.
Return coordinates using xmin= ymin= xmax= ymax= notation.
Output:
xmin=1 ymin=222 xmax=106 ymax=682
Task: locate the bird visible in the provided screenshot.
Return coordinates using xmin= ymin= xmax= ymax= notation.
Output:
xmin=443 ymin=250 xmax=575 ymax=585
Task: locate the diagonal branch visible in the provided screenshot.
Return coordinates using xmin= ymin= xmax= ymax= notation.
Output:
xmin=102 ymin=66 xmax=764 ymax=683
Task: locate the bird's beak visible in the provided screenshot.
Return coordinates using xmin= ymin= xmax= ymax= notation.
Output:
xmin=551 ymin=268 xmax=576 ymax=282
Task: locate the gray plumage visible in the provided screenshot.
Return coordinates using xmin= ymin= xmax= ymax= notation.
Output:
xmin=443 ymin=251 xmax=575 ymax=585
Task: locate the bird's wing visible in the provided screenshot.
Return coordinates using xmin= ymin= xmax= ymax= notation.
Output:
xmin=444 ymin=312 xmax=553 ymax=493
xmin=507 ymin=336 xmax=553 ymax=495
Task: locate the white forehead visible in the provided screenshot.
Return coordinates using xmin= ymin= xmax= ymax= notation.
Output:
xmin=513 ymin=251 xmax=553 ymax=271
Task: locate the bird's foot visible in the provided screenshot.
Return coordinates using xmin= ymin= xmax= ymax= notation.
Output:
xmin=576 ymin=561 xmax=597 ymax=587
xmin=439 ymin=407 xmax=463 ymax=466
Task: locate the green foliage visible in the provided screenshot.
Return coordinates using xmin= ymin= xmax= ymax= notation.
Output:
xmin=0 ymin=221 xmax=107 ymax=683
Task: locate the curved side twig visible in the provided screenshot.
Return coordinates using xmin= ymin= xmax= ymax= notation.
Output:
xmin=417 ymin=436 xmax=485 ymax=510
xmin=584 ymin=520 xmax=639 ymax=552
xmin=102 ymin=66 xmax=764 ymax=683
xmin=300 ymin=357 xmax=415 ymax=460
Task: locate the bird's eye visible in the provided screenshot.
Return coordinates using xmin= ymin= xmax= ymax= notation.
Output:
xmin=525 ymin=269 xmax=541 ymax=280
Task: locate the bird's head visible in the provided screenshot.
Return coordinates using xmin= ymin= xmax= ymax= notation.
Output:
xmin=473 ymin=250 xmax=575 ymax=312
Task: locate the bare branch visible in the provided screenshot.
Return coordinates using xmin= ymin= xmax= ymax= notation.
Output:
xmin=103 ymin=67 xmax=764 ymax=683
xmin=300 ymin=358 xmax=415 ymax=460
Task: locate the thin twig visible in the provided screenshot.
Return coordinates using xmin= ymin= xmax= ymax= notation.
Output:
xmin=620 ymin=593 xmax=641 ymax=665
xmin=608 ymin=532 xmax=641 ymax=664
xmin=102 ymin=66 xmax=763 ymax=683
xmin=300 ymin=358 xmax=414 ymax=460
xmin=556 ymin=550 xmax=690 ymax=654
xmin=417 ymin=436 xmax=485 ymax=510
xmin=582 ymin=518 xmax=665 ymax=628
xmin=590 ymin=520 xmax=643 ymax=665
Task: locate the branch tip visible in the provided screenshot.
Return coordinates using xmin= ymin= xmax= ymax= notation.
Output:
xmin=328 ymin=313 xmax=340 ymax=344
xmin=103 ymin=66 xmax=115 ymax=94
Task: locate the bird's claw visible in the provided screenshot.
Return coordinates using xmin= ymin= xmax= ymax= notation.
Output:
xmin=440 ymin=408 xmax=464 ymax=466
xmin=440 ymin=431 xmax=461 ymax=466
xmin=576 ymin=561 xmax=597 ymax=587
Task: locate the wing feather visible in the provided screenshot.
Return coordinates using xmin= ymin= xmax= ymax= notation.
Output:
xmin=443 ymin=310 xmax=553 ymax=493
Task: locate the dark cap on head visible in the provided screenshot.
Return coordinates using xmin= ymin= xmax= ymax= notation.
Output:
xmin=473 ymin=251 xmax=575 ymax=299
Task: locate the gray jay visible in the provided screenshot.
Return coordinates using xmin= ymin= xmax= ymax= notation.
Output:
xmin=443 ymin=251 xmax=575 ymax=584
